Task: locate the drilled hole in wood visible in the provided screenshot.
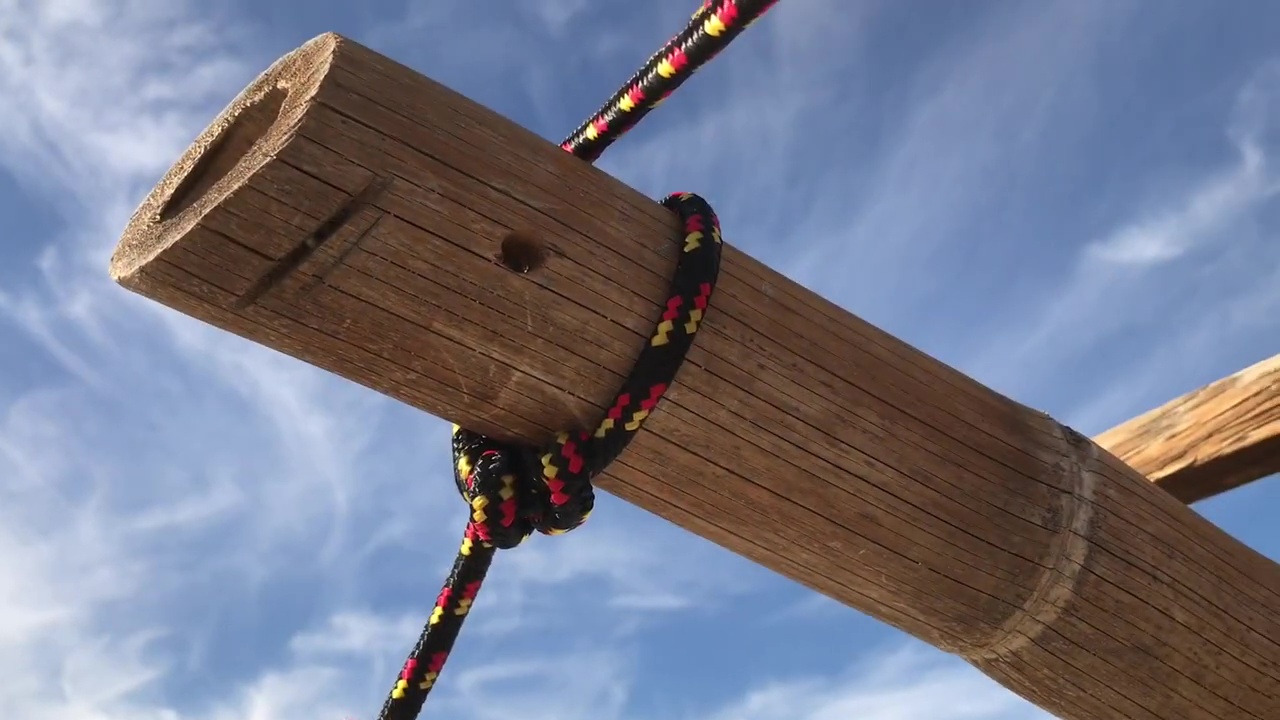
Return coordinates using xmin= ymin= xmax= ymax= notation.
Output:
xmin=160 ymin=87 xmax=287 ymax=221
xmin=499 ymin=233 xmax=547 ymax=274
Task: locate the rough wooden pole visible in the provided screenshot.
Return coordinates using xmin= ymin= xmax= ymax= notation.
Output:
xmin=110 ymin=34 xmax=1279 ymax=720
xmin=1096 ymin=354 xmax=1280 ymax=504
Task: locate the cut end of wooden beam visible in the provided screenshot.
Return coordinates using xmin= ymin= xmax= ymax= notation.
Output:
xmin=109 ymin=32 xmax=343 ymax=287
xmin=102 ymin=30 xmax=685 ymax=442
xmin=1096 ymin=352 xmax=1280 ymax=504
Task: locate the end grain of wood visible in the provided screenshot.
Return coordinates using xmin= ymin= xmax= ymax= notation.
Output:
xmin=1096 ymin=354 xmax=1280 ymax=504
xmin=109 ymin=34 xmax=1280 ymax=720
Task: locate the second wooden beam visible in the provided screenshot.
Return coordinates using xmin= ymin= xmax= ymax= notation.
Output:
xmin=1097 ymin=354 xmax=1280 ymax=504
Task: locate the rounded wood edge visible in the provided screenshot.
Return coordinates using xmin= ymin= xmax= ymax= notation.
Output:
xmin=108 ymin=32 xmax=346 ymax=285
xmin=962 ymin=421 xmax=1097 ymax=662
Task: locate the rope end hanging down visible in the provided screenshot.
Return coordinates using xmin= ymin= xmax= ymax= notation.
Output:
xmin=376 ymin=1 xmax=781 ymax=717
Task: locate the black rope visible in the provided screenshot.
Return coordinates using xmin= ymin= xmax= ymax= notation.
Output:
xmin=561 ymin=0 xmax=781 ymax=161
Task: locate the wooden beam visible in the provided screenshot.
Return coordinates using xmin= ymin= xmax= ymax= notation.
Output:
xmin=109 ymin=34 xmax=1280 ymax=720
xmin=1096 ymin=355 xmax=1280 ymax=504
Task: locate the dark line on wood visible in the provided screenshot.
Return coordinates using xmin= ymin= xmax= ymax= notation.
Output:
xmin=303 ymin=208 xmax=388 ymax=293
xmin=234 ymin=173 xmax=391 ymax=308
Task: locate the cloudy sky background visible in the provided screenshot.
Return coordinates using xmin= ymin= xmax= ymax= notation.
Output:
xmin=2 ymin=0 xmax=1278 ymax=718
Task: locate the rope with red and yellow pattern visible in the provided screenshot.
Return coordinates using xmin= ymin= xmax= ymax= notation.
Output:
xmin=376 ymin=2 xmax=779 ymax=718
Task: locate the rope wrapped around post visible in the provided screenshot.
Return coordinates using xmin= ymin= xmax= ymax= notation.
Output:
xmin=378 ymin=2 xmax=780 ymax=716
xmin=378 ymin=194 xmax=723 ymax=719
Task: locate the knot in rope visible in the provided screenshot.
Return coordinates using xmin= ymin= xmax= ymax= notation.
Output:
xmin=451 ymin=426 xmax=599 ymax=551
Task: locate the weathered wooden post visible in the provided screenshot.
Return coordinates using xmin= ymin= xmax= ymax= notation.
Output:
xmin=1097 ymin=354 xmax=1280 ymax=504
xmin=109 ymin=34 xmax=1279 ymax=720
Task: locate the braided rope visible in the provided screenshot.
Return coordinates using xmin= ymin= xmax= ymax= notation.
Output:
xmin=376 ymin=2 xmax=779 ymax=718
xmin=562 ymin=0 xmax=781 ymax=161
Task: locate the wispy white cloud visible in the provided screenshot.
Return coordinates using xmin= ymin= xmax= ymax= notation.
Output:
xmin=588 ymin=0 xmax=1141 ymax=351
xmin=0 ymin=2 xmax=443 ymax=717
xmin=0 ymin=0 xmax=258 ymax=213
xmin=520 ymin=0 xmax=593 ymax=36
xmin=0 ymin=0 xmax=400 ymax=578
xmin=781 ymin=1 xmax=1132 ymax=286
xmin=704 ymin=643 xmax=1054 ymax=720
xmin=431 ymin=650 xmax=634 ymax=720
xmin=595 ymin=0 xmax=882 ymax=228
xmin=1083 ymin=154 xmax=1268 ymax=265
xmin=463 ymin=513 xmax=762 ymax=639
xmin=971 ymin=57 xmax=1280 ymax=432
xmin=1086 ymin=62 xmax=1280 ymax=266
xmin=765 ymin=589 xmax=846 ymax=625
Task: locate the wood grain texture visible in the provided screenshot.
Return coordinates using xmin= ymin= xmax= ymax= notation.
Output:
xmin=109 ymin=34 xmax=1280 ymax=720
xmin=1096 ymin=355 xmax=1280 ymax=504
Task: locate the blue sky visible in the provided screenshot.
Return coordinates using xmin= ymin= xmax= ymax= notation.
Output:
xmin=2 ymin=0 xmax=1278 ymax=718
